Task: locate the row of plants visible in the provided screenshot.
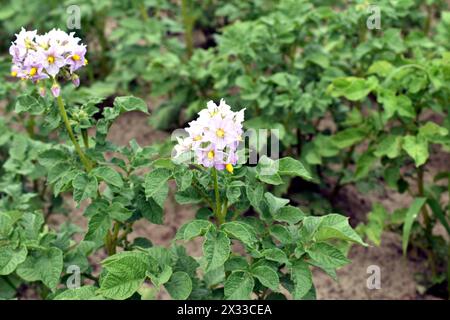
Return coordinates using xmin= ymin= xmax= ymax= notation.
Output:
xmin=0 ymin=27 xmax=367 ymax=299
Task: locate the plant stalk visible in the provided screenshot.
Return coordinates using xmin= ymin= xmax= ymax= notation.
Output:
xmin=212 ymin=167 xmax=224 ymax=225
xmin=56 ymin=96 xmax=92 ymax=172
xmin=417 ymin=165 xmax=437 ymax=277
xmin=181 ymin=0 xmax=194 ymax=59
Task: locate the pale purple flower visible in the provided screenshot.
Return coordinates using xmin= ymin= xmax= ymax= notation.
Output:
xmin=67 ymin=46 xmax=86 ymax=73
xmin=174 ymin=99 xmax=245 ymax=172
xmin=42 ymin=46 xmax=65 ymax=77
xmin=9 ymin=28 xmax=87 ymax=87
xmin=203 ymin=115 xmax=239 ymax=150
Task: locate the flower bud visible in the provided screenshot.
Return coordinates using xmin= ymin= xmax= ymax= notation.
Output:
xmin=71 ymin=74 xmax=80 ymax=87
xmin=51 ymin=83 xmax=60 ymax=97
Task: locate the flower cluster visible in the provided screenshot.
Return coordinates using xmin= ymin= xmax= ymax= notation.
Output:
xmin=9 ymin=28 xmax=87 ymax=97
xmin=174 ymin=99 xmax=245 ymax=173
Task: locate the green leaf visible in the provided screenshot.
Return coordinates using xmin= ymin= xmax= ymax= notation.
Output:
xmin=15 ymin=94 xmax=43 ymax=114
xmin=331 ymin=127 xmax=367 ymax=149
xmin=221 ymin=221 xmax=258 ymax=247
xmin=100 ymin=251 xmax=150 ymax=300
xmin=224 ymin=272 xmax=254 ymax=300
xmin=314 ymin=214 xmax=367 ymax=246
xmin=72 ymin=173 xmax=98 ymax=203
xmin=91 ymin=166 xmax=123 ymax=188
xmin=306 ymin=243 xmax=350 ymax=268
xmin=290 ymin=260 xmax=313 ymax=299
xmin=277 ymin=157 xmax=312 ymax=180
xmin=402 ymin=198 xmax=427 ymax=254
xmin=147 ymin=265 xmax=172 ymax=287
xmin=85 ymin=212 xmax=112 ymax=244
xmin=252 ymin=266 xmax=280 ymax=291
xmin=177 ymin=219 xmax=214 ymax=241
xmin=54 ymin=286 xmax=101 ymax=300
xmin=164 ymin=271 xmax=192 ymax=300
xmin=264 ymin=192 xmax=289 ymax=215
xmin=16 ymin=247 xmax=63 ymax=290
xmin=368 ymin=60 xmax=394 ymax=77
xmin=38 ymin=149 xmax=67 ymax=168
xmin=274 ymin=205 xmax=305 ymax=224
xmin=0 ymin=244 xmax=27 ymax=275
xmin=203 ymin=231 xmax=230 ymax=272
xmin=256 ymin=156 xmax=283 ymax=185
xmin=354 ymin=152 xmax=377 ymax=180
xmin=113 ymin=96 xmax=148 ymax=113
xmin=270 ymin=225 xmax=294 ymax=244
xmin=426 ymin=196 xmax=450 ymax=236
xmin=328 ymin=76 xmax=378 ymax=101
xmin=402 ymin=135 xmax=429 ymax=167
xmin=109 ymin=202 xmax=132 ymax=222
xmin=144 ymin=168 xmax=172 ymax=203
xmin=374 ymin=135 xmax=403 ymax=159
xmin=136 ymin=192 xmax=164 ymax=224
xmin=418 ymin=122 xmax=449 ymax=142
xmin=262 ymin=248 xmax=289 ymax=265
xmin=364 ymin=204 xmax=388 ymax=246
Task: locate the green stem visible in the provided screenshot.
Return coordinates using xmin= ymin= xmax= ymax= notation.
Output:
xmin=56 ymin=96 xmax=92 ymax=172
xmin=140 ymin=3 xmax=149 ymax=21
xmin=417 ymin=165 xmax=437 ymax=277
xmin=424 ymin=4 xmax=432 ymax=36
xmin=110 ymin=222 xmax=120 ymax=255
xmin=212 ymin=168 xmax=223 ymax=225
xmin=181 ymin=0 xmax=194 ymax=59
xmin=222 ymin=199 xmax=228 ymax=221
xmin=81 ymin=129 xmax=89 ymax=148
xmin=26 ymin=115 xmax=35 ymax=138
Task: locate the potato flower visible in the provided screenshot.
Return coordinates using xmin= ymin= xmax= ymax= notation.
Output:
xmin=174 ymin=99 xmax=245 ymax=173
xmin=9 ymin=28 xmax=87 ymax=97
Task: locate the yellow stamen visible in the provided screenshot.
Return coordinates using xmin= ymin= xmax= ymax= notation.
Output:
xmin=11 ymin=71 xmax=17 ymax=77
xmin=47 ymin=56 xmax=55 ymax=64
xmin=29 ymin=67 xmax=37 ymax=76
xmin=72 ymin=54 xmax=81 ymax=61
xmin=226 ymin=164 xmax=234 ymax=174
xmin=207 ymin=150 xmax=214 ymax=159
xmin=194 ymin=135 xmax=202 ymax=141
xmin=216 ymin=128 xmax=225 ymax=138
